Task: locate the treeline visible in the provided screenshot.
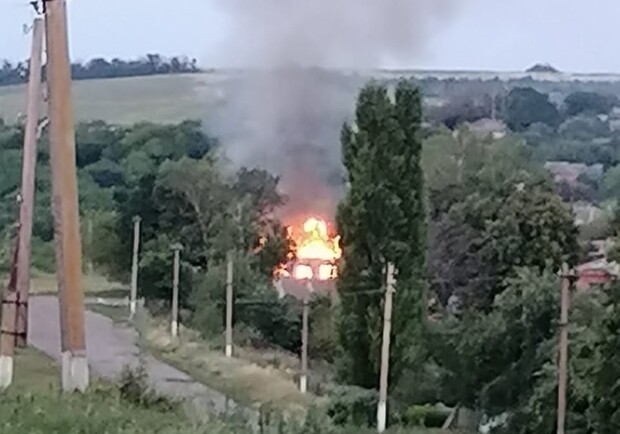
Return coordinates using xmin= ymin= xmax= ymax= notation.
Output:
xmin=0 ymin=54 xmax=200 ymax=87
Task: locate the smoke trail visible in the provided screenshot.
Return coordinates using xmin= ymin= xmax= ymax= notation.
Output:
xmin=209 ymin=0 xmax=455 ymax=219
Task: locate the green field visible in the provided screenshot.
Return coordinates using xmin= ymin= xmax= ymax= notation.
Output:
xmin=0 ymin=73 xmax=218 ymax=124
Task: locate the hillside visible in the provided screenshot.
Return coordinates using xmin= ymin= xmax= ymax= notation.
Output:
xmin=4 ymin=69 xmax=620 ymax=125
xmin=0 ymin=73 xmax=214 ymax=124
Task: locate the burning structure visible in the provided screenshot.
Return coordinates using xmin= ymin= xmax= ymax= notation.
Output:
xmin=276 ymin=217 xmax=341 ymax=298
xmin=209 ymin=1 xmax=454 ymax=298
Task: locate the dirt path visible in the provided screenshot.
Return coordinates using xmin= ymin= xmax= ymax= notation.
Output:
xmin=28 ymin=295 xmax=258 ymax=424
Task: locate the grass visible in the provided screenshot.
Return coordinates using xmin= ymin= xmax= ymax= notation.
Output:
xmin=5 ymin=348 xmax=450 ymax=434
xmin=85 ymin=303 xmax=318 ymax=416
xmin=31 ymin=270 xmax=129 ymax=297
xmin=0 ymin=74 xmax=217 ymax=125
xmin=145 ymin=319 xmax=317 ymax=416
xmin=12 ymin=347 xmax=59 ymax=394
xmin=3 ymin=348 xmax=211 ymax=434
xmin=85 ymin=303 xmax=315 ymax=416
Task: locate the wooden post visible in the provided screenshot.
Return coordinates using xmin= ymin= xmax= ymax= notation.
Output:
xmin=377 ymin=263 xmax=395 ymax=433
xmin=557 ymin=264 xmax=571 ymax=434
xmin=15 ymin=17 xmax=45 ymax=349
xmin=46 ymin=0 xmax=89 ymax=392
xmin=225 ymin=251 xmax=233 ymax=358
xmin=130 ymin=216 xmax=141 ymax=319
xmin=300 ymin=292 xmax=310 ymax=394
xmin=171 ymin=244 xmax=182 ymax=338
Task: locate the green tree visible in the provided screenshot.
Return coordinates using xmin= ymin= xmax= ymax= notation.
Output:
xmin=603 ymin=163 xmax=620 ymax=200
xmin=336 ymin=79 xmax=426 ymax=389
xmin=506 ymin=87 xmax=561 ymax=132
xmin=593 ymin=282 xmax=620 ymax=433
xmin=564 ymin=91 xmax=618 ymax=117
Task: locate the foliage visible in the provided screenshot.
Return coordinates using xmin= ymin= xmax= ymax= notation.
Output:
xmin=119 ymin=364 xmax=176 ymax=412
xmin=0 ymin=54 xmax=200 ymax=87
xmin=433 ymin=269 xmax=561 ymax=426
xmin=425 ymin=129 xmax=577 ymax=310
xmin=564 ymin=91 xmax=618 ymax=117
xmin=326 ymin=385 xmax=378 ymax=427
xmin=558 ymin=115 xmax=610 ymax=141
xmin=337 ymin=79 xmax=426 ymax=389
xmin=505 ymin=87 xmax=561 ymax=132
xmin=426 ymin=94 xmax=493 ymax=129
xmin=190 ymin=251 xmax=301 ymax=352
xmin=603 ymin=163 xmax=620 ymax=199
xmin=592 ymin=282 xmax=620 ymax=433
xmin=402 ymin=405 xmax=449 ymax=428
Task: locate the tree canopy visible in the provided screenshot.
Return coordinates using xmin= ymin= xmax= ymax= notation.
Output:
xmin=336 ymin=79 xmax=426 ymax=389
xmin=505 ymin=87 xmax=561 ymax=132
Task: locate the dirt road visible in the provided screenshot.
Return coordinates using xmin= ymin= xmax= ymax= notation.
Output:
xmin=28 ymin=295 xmax=257 ymax=424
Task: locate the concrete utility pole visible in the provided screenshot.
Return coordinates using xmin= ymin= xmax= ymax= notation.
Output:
xmin=45 ymin=0 xmax=89 ymax=392
xmin=86 ymin=215 xmax=94 ymax=274
xmin=130 ymin=216 xmax=141 ymax=319
xmin=225 ymin=251 xmax=234 ymax=358
xmin=0 ymin=17 xmax=45 ymax=386
xmin=557 ymin=264 xmax=572 ymax=434
xmin=171 ymin=244 xmax=182 ymax=338
xmin=0 ymin=248 xmax=19 ymax=388
xmin=15 ymin=17 xmax=45 ymax=349
xmin=377 ymin=263 xmax=395 ymax=433
xmin=300 ymin=292 xmax=310 ymax=394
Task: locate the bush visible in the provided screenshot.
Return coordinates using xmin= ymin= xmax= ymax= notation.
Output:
xmin=326 ymin=385 xmax=377 ymax=427
xmin=402 ymin=405 xmax=450 ymax=428
xmin=119 ymin=364 xmax=176 ymax=412
xmin=31 ymin=238 xmax=55 ymax=273
xmin=309 ymin=295 xmax=337 ymax=362
xmin=190 ymin=253 xmax=302 ymax=352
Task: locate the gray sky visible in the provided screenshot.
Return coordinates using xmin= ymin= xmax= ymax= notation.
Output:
xmin=0 ymin=0 xmax=616 ymax=72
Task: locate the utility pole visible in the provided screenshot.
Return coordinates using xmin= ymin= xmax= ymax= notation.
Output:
xmin=86 ymin=215 xmax=93 ymax=275
xmin=225 ymin=251 xmax=233 ymax=358
xmin=171 ymin=244 xmax=182 ymax=338
xmin=377 ymin=263 xmax=395 ymax=433
xmin=300 ymin=291 xmax=310 ymax=394
xmin=45 ymin=0 xmax=89 ymax=392
xmin=0 ymin=248 xmax=19 ymax=388
xmin=557 ymin=263 xmax=571 ymax=434
xmin=15 ymin=17 xmax=45 ymax=349
xmin=130 ymin=216 xmax=141 ymax=319
xmin=0 ymin=17 xmax=45 ymax=386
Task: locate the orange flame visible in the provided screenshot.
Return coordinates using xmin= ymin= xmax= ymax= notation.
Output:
xmin=280 ymin=217 xmax=341 ymax=281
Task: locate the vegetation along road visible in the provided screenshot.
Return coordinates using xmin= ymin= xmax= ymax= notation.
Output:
xmin=28 ymin=295 xmax=258 ymax=424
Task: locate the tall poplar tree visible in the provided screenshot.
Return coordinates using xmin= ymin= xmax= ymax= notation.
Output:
xmin=336 ymin=79 xmax=426 ymax=389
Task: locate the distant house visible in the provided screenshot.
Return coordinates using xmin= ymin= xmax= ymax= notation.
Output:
xmin=466 ymin=118 xmax=507 ymax=139
xmin=576 ymin=258 xmax=619 ymax=291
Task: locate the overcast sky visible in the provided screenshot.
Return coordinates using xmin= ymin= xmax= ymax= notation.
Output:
xmin=0 ymin=0 xmax=616 ymax=72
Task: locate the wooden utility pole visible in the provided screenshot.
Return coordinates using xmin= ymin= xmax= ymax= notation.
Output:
xmin=377 ymin=263 xmax=395 ymax=433
xmin=0 ymin=17 xmax=45 ymax=386
xmin=46 ymin=0 xmax=89 ymax=392
xmin=300 ymin=292 xmax=310 ymax=394
xmin=171 ymin=244 xmax=182 ymax=338
xmin=15 ymin=17 xmax=45 ymax=349
xmin=130 ymin=216 xmax=141 ymax=319
xmin=225 ymin=251 xmax=233 ymax=358
xmin=557 ymin=264 xmax=571 ymax=434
